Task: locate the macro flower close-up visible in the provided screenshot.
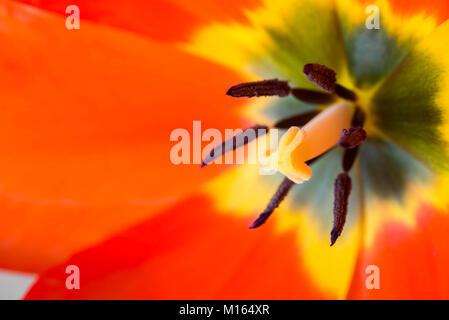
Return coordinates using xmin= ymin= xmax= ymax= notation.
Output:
xmin=1 ymin=0 xmax=449 ymax=300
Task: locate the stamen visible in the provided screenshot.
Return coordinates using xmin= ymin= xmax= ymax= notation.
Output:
xmin=226 ymin=79 xmax=336 ymax=105
xmin=351 ymin=105 xmax=366 ymax=127
xmin=331 ymin=172 xmax=352 ymax=246
xmin=201 ymin=125 xmax=268 ymax=168
xmin=226 ymin=79 xmax=290 ymax=98
xmin=342 ymin=147 xmax=359 ymax=173
xmin=341 ymin=106 xmax=366 ymax=172
xmin=303 ymin=63 xmax=336 ymax=92
xmin=273 ymin=110 xmax=320 ymax=129
xmin=335 ymin=84 xmax=357 ymax=101
xmin=249 ymin=177 xmax=294 ymax=229
xmin=303 ymin=63 xmax=357 ymax=101
xmin=250 ymin=152 xmax=329 ymax=229
xmin=290 ymin=89 xmax=336 ymax=104
xmin=338 ymin=127 xmax=367 ymax=149
xmin=331 ymin=106 xmax=366 ymax=245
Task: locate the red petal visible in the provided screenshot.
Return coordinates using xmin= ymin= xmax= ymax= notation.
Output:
xmin=15 ymin=0 xmax=262 ymax=42
xmin=25 ymin=196 xmax=326 ymax=299
xmin=346 ymin=205 xmax=449 ymax=299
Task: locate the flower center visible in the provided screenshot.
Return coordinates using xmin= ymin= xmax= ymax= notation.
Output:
xmin=202 ymin=63 xmax=369 ymax=246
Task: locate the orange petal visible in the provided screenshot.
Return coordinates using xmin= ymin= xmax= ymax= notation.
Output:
xmin=15 ymin=0 xmax=262 ymax=42
xmin=389 ymin=0 xmax=449 ymax=24
xmin=346 ymin=205 xmax=449 ymax=299
xmin=1 ymin=1 xmax=246 ymax=204
xmin=0 ymin=1 xmax=247 ymax=271
xmin=356 ymin=0 xmax=449 ymax=24
xmin=25 ymin=196 xmax=327 ymax=299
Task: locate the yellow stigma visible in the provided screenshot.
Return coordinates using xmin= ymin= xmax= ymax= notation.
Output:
xmin=262 ymin=102 xmax=354 ymax=184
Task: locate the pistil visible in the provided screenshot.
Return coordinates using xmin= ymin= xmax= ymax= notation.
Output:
xmin=261 ymin=102 xmax=354 ymax=184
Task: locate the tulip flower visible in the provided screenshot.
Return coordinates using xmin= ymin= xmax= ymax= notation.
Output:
xmin=2 ymin=0 xmax=449 ymax=299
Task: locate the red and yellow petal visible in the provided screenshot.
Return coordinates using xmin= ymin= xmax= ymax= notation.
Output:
xmin=0 ymin=1 xmax=247 ymax=272
xmin=388 ymin=0 xmax=449 ymax=25
xmin=185 ymin=0 xmax=347 ymax=88
xmin=0 ymin=197 xmax=156 ymax=273
xmin=14 ymin=0 xmax=262 ymax=42
xmin=351 ymin=1 xmax=449 ymax=25
xmin=25 ymin=195 xmax=325 ymax=299
xmin=169 ymin=0 xmax=262 ymax=26
xmin=346 ymin=205 xmax=449 ymax=299
xmin=346 ymin=143 xmax=449 ymax=299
